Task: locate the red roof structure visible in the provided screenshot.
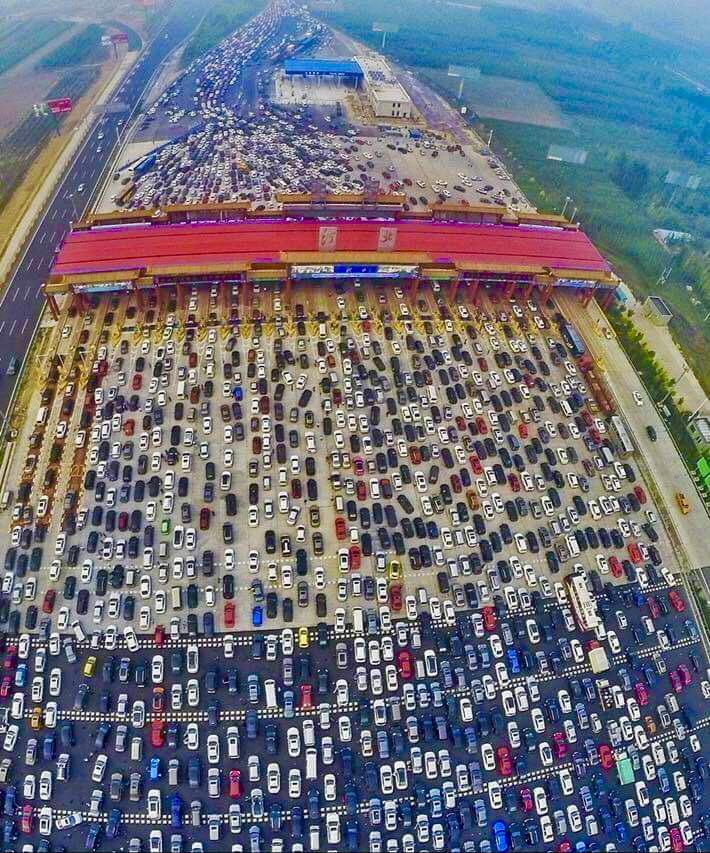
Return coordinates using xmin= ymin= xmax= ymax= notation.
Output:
xmin=51 ymin=218 xmax=611 ymax=279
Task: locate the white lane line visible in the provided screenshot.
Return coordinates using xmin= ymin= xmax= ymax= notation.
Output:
xmin=39 ymin=231 xmax=46 ymax=244
xmin=26 ymin=258 xmax=34 ymax=271
xmin=0 ymin=322 xmax=5 ymax=335
xmin=8 ymin=320 xmax=16 ymax=336
xmin=21 ymin=319 xmax=29 ymax=336
xmin=11 ymin=287 xmax=19 ymax=303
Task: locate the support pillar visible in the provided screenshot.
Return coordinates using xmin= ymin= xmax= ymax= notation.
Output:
xmin=46 ymin=293 xmax=59 ymax=320
xmin=467 ymin=278 xmax=480 ymax=305
xmin=409 ymin=276 xmax=420 ymax=300
xmin=447 ymin=276 xmax=460 ymax=301
xmin=284 ymin=275 xmax=292 ymax=304
xmin=581 ymin=287 xmax=594 ymax=307
xmin=503 ymin=280 xmax=515 ymax=300
xmin=599 ymin=288 xmax=615 ymax=310
xmin=135 ymin=288 xmax=146 ymax=313
xmin=521 ymin=282 xmax=534 ymax=301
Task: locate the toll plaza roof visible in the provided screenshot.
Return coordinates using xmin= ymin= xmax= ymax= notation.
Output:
xmin=50 ymin=217 xmax=613 ymax=282
xmin=284 ymin=58 xmax=363 ymax=77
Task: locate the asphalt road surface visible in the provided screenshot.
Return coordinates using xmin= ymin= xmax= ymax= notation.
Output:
xmin=0 ymin=0 xmax=202 ymax=417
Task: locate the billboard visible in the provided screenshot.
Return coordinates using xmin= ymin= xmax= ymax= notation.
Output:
xmin=47 ymin=98 xmax=73 ymax=115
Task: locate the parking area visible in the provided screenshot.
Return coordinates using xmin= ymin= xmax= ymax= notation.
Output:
xmin=1 ymin=278 xmax=709 ymax=850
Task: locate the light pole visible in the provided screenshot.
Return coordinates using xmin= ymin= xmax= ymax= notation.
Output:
xmin=561 ymin=196 xmax=571 ymax=217
xmin=570 ymin=206 xmax=578 ymax=222
xmin=487 ymin=129 xmax=493 ymax=148
xmin=659 ymin=364 xmax=690 ymax=405
xmin=68 ymin=193 xmax=78 ymax=220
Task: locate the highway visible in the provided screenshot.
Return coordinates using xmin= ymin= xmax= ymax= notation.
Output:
xmin=0 ymin=1 xmax=201 ymax=420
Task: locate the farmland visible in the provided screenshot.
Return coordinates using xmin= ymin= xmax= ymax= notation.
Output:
xmin=0 ymin=18 xmax=71 ymax=76
xmin=38 ymin=23 xmax=106 ymax=69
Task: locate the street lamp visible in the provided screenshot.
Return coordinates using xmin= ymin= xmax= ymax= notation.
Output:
xmin=68 ymin=193 xmax=78 ymax=220
xmin=561 ymin=196 xmax=571 ymax=217
xmin=658 ymin=364 xmax=690 ymax=405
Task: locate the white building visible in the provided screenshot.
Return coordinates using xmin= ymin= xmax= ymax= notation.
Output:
xmin=356 ymin=54 xmax=413 ymax=120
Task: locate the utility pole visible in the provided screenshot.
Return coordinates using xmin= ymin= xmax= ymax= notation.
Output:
xmin=659 ymin=364 xmax=690 ymax=405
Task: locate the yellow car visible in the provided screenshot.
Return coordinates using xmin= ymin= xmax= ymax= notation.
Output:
xmin=29 ymin=707 xmax=43 ymax=730
xmin=297 ymin=627 xmax=310 ymax=649
xmin=309 ymin=506 xmax=321 ymax=528
xmin=388 ymin=560 xmax=403 ymax=582
xmin=82 ymin=655 xmax=97 ymax=678
xmin=676 ymin=492 xmax=691 ymax=514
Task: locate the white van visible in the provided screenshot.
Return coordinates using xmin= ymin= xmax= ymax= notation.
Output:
xmin=427 ymin=385 xmax=437 ymax=403
xmin=560 ymin=400 xmax=573 ymax=417
xmin=264 ymin=679 xmax=277 ymax=709
xmin=0 ymin=490 xmax=13 ymax=511
xmin=566 ymin=534 xmax=580 ymax=557
xmin=130 ymin=737 xmax=143 ymax=762
xmin=171 ymin=587 xmax=183 ymax=611
xmin=352 ymin=607 xmax=364 ymax=634
xmin=305 ymin=747 xmax=318 ymax=780
xmin=36 ymin=406 xmax=48 ymax=425
xmin=177 ymin=380 xmax=186 ymax=400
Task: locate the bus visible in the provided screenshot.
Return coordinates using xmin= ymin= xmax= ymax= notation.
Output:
xmin=561 ymin=323 xmax=586 ymax=358
xmin=610 ymin=415 xmax=635 ymax=457
xmin=565 ymin=572 xmax=599 ymax=631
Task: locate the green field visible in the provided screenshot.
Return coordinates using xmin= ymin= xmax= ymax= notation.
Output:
xmin=181 ymin=0 xmax=266 ymax=68
xmin=38 ymin=24 xmax=105 ymax=69
xmin=324 ymin=0 xmax=710 ymax=392
xmin=0 ymin=18 xmax=71 ymax=76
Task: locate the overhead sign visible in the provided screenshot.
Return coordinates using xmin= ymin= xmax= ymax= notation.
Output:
xmin=556 ymin=278 xmax=596 ymax=289
xmin=47 ymin=98 xmax=73 ymax=115
xmin=101 ymin=35 xmax=113 ymax=46
xmin=292 ymin=264 xmax=417 ymax=280
xmin=111 ymin=32 xmax=129 ymax=44
xmin=73 ymin=281 xmax=132 ymax=293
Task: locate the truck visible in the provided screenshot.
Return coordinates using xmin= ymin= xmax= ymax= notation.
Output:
xmin=587 ymin=641 xmax=609 ymax=674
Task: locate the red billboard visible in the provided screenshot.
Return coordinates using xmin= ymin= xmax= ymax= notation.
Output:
xmin=47 ymin=98 xmax=73 ymax=115
xmin=111 ymin=32 xmax=128 ymax=44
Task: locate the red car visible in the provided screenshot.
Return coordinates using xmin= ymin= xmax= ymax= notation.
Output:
xmin=634 ymin=682 xmax=649 ymax=706
xmin=3 ymin=647 xmax=17 ymax=671
xmin=508 ymin=473 xmax=520 ymax=492
xmin=154 ymin=625 xmax=165 ymax=647
xmin=669 ymin=670 xmax=683 ymax=693
xmin=131 ymin=374 xmax=142 ymax=391
xmin=42 ymin=589 xmax=56 ymax=614
xmin=552 ymin=731 xmax=568 ymax=759
xmin=469 ymin=455 xmax=483 ymax=475
xmin=599 ymin=744 xmax=614 ymax=770
xmin=476 ymin=417 xmax=488 ymax=435
xmin=589 ymin=427 xmax=601 ymax=445
xmin=291 ymin=479 xmax=302 ymax=499
xmin=608 ymin=556 xmax=622 ymax=578
xmin=633 ymin=485 xmax=647 ymax=504
xmin=669 ymin=590 xmax=686 ymax=613
xmin=482 ymin=606 xmax=496 ymax=632
xmin=647 ymin=597 xmax=661 ymax=618
xmin=455 ymin=416 xmax=466 ymax=432
xmin=477 ymin=357 xmax=488 ymax=372
xmin=518 ymin=423 xmax=528 ymax=439
xmin=677 ymin=663 xmax=692 ymax=686
xmin=496 ymin=746 xmax=512 ymax=776
xmin=300 ymin=684 xmax=313 ymax=709
xmin=0 ymin=675 xmax=12 ymax=699
xmin=224 ymin=602 xmax=235 ymax=628
xmin=356 ymin=481 xmax=367 ymax=501
xmin=557 ymin=842 xmax=573 ymax=853
xmin=409 ymin=446 xmax=421 ymax=464
xmin=397 ymin=650 xmax=413 ymax=680
xmin=450 ymin=474 xmax=462 ymax=494
xmin=150 ymin=720 xmax=165 ymax=748
xmin=152 ymin=687 xmax=165 ymax=713
xmin=389 ymin=584 xmax=403 ymax=611
xmin=353 ymin=457 xmax=365 ymax=476
xmin=519 ymin=787 xmax=533 ymax=812
xmin=199 ymin=507 xmax=211 ymax=531
xmin=228 ymin=769 xmax=243 ymax=799
xmin=349 ymin=545 xmax=361 ymax=571
xmin=21 ymin=805 xmax=33 ymax=835
xmin=627 ymin=543 xmax=642 ymax=565
xmin=581 ymin=410 xmax=593 ymax=427
xmin=124 ymin=419 xmax=135 ymax=436
xmin=669 ymin=827 xmax=684 ymax=853
xmin=334 ymin=517 xmax=347 ymax=541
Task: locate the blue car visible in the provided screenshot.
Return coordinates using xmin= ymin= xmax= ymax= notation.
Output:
xmin=170 ymin=794 xmax=182 ymax=828
xmin=492 ymin=819 xmax=509 ymax=853
xmin=252 ymin=606 xmax=263 ymax=627
xmin=150 ymin=757 xmax=161 ymax=780
xmin=232 ymin=386 xmax=243 ymax=401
